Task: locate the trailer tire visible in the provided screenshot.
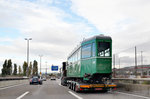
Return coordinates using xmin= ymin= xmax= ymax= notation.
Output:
xmin=75 ymin=85 xmax=79 ymax=92
xmin=73 ymin=84 xmax=75 ymax=91
xmin=71 ymin=83 xmax=73 ymax=90
xmin=69 ymin=83 xmax=71 ymax=89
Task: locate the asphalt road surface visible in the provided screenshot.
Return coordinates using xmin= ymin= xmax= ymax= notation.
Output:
xmin=0 ymin=79 xmax=150 ymax=99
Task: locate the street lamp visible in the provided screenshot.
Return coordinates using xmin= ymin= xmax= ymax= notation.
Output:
xmin=141 ymin=51 xmax=143 ymax=76
xmin=25 ymin=38 xmax=32 ymax=76
xmin=39 ymin=55 xmax=43 ymax=76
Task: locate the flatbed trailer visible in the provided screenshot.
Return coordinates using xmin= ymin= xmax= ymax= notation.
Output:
xmin=67 ymin=80 xmax=117 ymax=92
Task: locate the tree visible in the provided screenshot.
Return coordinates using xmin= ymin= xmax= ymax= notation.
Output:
xmin=28 ymin=62 xmax=32 ymax=76
xmin=18 ymin=65 xmax=22 ymax=75
xmin=7 ymin=59 xmax=12 ymax=75
xmin=32 ymin=60 xmax=38 ymax=75
xmin=23 ymin=61 xmax=28 ymax=76
xmin=13 ymin=64 xmax=17 ymax=75
xmin=1 ymin=59 xmax=7 ymax=76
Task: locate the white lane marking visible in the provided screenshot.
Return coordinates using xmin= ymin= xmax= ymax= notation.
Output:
xmin=0 ymin=84 xmax=26 ymax=90
xmin=116 ymin=91 xmax=150 ymax=99
xmin=68 ymin=91 xmax=83 ymax=99
xmin=59 ymin=83 xmax=83 ymax=99
xmin=16 ymin=91 xmax=29 ymax=99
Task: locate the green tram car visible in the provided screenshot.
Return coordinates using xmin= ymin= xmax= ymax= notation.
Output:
xmin=67 ymin=35 xmax=112 ymax=81
xmin=61 ymin=35 xmax=115 ymax=91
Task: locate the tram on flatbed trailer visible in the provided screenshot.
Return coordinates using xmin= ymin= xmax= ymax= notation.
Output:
xmin=61 ymin=35 xmax=116 ymax=92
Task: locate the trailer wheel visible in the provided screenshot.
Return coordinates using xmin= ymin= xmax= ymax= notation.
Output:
xmin=71 ymin=83 xmax=73 ymax=90
xmin=69 ymin=83 xmax=71 ymax=89
xmin=73 ymin=84 xmax=75 ymax=91
xmin=75 ymin=85 xmax=79 ymax=92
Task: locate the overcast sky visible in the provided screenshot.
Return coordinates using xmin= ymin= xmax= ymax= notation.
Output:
xmin=0 ymin=0 xmax=150 ymax=73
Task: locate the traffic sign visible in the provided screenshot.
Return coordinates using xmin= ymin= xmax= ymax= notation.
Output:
xmin=51 ymin=66 xmax=58 ymax=71
xmin=40 ymin=72 xmax=42 ymax=76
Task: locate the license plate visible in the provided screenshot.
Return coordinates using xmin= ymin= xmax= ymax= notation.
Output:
xmin=95 ymin=88 xmax=102 ymax=90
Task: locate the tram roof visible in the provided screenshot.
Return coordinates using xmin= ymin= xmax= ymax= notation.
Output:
xmin=67 ymin=35 xmax=111 ymax=59
xmin=82 ymin=35 xmax=111 ymax=43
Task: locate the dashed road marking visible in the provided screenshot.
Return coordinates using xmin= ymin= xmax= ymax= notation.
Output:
xmin=16 ymin=91 xmax=29 ymax=99
xmin=68 ymin=91 xmax=83 ymax=99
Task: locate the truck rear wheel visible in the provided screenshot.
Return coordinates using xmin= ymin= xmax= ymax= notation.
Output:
xmin=71 ymin=83 xmax=73 ymax=90
xmin=68 ymin=83 xmax=71 ymax=89
xmin=75 ymin=85 xmax=79 ymax=92
xmin=73 ymin=84 xmax=75 ymax=91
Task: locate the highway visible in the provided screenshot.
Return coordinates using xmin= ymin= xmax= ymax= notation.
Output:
xmin=0 ymin=79 xmax=149 ymax=99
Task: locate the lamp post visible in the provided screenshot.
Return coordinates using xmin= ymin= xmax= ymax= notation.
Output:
xmin=39 ymin=55 xmax=43 ymax=76
xmin=135 ymin=46 xmax=137 ymax=78
xmin=25 ymin=38 xmax=32 ymax=76
xmin=141 ymin=51 xmax=143 ymax=76
xmin=113 ymin=54 xmax=115 ymax=78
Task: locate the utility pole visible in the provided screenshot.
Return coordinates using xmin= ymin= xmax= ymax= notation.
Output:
xmin=39 ymin=55 xmax=43 ymax=77
xmin=119 ymin=58 xmax=120 ymax=76
xmin=141 ymin=51 xmax=143 ymax=77
xmin=135 ymin=46 xmax=137 ymax=78
xmin=113 ymin=54 xmax=115 ymax=78
xmin=25 ymin=38 xmax=32 ymax=76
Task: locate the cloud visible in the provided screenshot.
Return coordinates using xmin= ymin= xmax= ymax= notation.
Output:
xmin=71 ymin=0 xmax=150 ymax=67
xmin=71 ymin=0 xmax=150 ymax=49
xmin=0 ymin=0 xmax=94 ymax=72
xmin=1 ymin=0 xmax=150 ymax=71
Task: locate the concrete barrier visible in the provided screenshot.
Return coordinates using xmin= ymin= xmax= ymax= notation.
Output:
xmin=116 ymin=83 xmax=150 ymax=97
xmin=113 ymin=78 xmax=150 ymax=97
xmin=0 ymin=79 xmax=28 ymax=88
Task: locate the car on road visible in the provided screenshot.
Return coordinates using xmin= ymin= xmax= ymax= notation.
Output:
xmin=50 ymin=77 xmax=56 ymax=80
xmin=42 ymin=77 xmax=46 ymax=81
xmin=30 ymin=76 xmax=43 ymax=85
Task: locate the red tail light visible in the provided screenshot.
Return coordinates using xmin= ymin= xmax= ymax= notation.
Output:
xmin=113 ymin=88 xmax=117 ymax=90
xmin=80 ymin=88 xmax=83 ymax=91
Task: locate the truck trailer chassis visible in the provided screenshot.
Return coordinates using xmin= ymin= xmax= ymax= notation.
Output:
xmin=61 ymin=78 xmax=116 ymax=92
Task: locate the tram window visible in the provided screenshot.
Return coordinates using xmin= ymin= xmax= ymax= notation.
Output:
xmin=71 ymin=57 xmax=73 ymax=63
xmin=92 ymin=43 xmax=96 ymax=57
xmin=78 ymin=48 xmax=81 ymax=60
xmin=68 ymin=58 xmax=71 ymax=65
xmin=75 ymin=52 xmax=77 ymax=62
xmin=81 ymin=44 xmax=92 ymax=58
xmin=72 ymin=54 xmax=75 ymax=62
xmin=98 ymin=42 xmax=110 ymax=57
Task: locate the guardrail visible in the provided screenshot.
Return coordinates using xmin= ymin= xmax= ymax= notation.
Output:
xmin=112 ymin=78 xmax=150 ymax=84
xmin=0 ymin=77 xmax=29 ymax=81
xmin=113 ymin=78 xmax=150 ymax=81
xmin=0 ymin=77 xmax=29 ymax=88
xmin=112 ymin=78 xmax=150 ymax=97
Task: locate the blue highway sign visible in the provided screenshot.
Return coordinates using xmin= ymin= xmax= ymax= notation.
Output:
xmin=51 ymin=66 xmax=58 ymax=71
